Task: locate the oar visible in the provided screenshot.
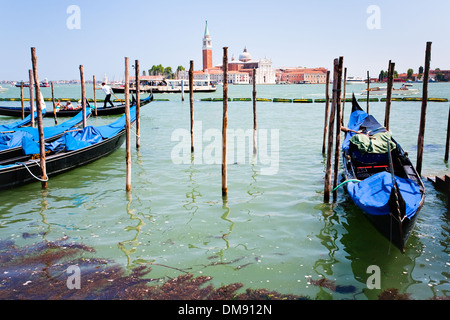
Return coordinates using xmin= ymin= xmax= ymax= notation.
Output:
xmin=111 ymin=91 xmax=123 ymax=104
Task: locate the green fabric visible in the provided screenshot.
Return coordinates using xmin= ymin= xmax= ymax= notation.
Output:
xmin=349 ymin=132 xmax=396 ymax=154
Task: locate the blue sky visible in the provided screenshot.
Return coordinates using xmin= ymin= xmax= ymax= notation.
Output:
xmin=0 ymin=0 xmax=449 ymax=81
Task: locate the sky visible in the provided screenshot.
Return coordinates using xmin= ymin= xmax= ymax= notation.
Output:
xmin=0 ymin=0 xmax=449 ymax=81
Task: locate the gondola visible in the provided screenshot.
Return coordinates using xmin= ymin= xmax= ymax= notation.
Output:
xmin=0 ymin=106 xmax=137 ymax=191
xmin=340 ymin=94 xmax=425 ymax=252
xmin=0 ymin=108 xmax=91 ymax=162
xmin=0 ymin=93 xmax=153 ymax=117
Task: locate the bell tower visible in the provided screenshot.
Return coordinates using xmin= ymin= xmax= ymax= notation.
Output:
xmin=202 ymin=21 xmax=213 ymax=71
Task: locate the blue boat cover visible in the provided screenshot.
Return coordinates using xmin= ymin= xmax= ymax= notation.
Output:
xmin=346 ymin=172 xmax=422 ymax=219
xmin=17 ymin=108 xmax=91 ymax=141
xmin=0 ymin=109 xmax=90 ymax=152
xmin=0 ymin=110 xmax=45 ymax=132
xmin=22 ymin=106 xmax=136 ymax=155
xmin=0 ymin=130 xmax=36 ymax=151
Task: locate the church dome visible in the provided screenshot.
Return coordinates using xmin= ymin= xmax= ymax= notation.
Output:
xmin=239 ymin=47 xmax=252 ymax=62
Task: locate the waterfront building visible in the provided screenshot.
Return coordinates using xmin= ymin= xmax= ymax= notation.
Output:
xmin=276 ymin=67 xmax=328 ymax=84
xmin=180 ymin=22 xmax=276 ymax=85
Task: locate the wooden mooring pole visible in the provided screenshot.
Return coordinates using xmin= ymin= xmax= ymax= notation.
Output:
xmin=20 ymin=82 xmax=24 ymax=120
xmin=93 ymin=75 xmax=97 ymax=116
xmin=222 ymin=47 xmax=229 ymax=198
xmin=51 ymin=82 xmax=57 ymax=124
xmin=341 ymin=67 xmax=347 ymax=125
xmin=28 ymin=69 xmax=35 ymax=128
xmin=189 ymin=60 xmax=194 ymax=153
xmin=366 ymin=71 xmax=370 ymax=113
xmin=417 ymin=41 xmax=432 ymax=176
xmin=445 ymin=103 xmax=450 ymax=162
xmin=31 ymin=47 xmax=47 ymax=189
xmin=324 ymin=57 xmax=342 ymax=203
xmin=135 ymin=59 xmax=141 ymax=149
xmin=252 ymin=67 xmax=257 ymax=156
xmin=333 ymin=57 xmax=344 ymax=201
xmin=124 ymin=57 xmax=132 ymax=192
xmin=384 ymin=60 xmax=395 ymax=131
xmin=79 ymin=65 xmax=87 ymax=128
xmin=322 ymin=70 xmax=330 ymax=154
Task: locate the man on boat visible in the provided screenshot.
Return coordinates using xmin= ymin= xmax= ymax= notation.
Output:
xmin=99 ymin=82 xmax=115 ymax=108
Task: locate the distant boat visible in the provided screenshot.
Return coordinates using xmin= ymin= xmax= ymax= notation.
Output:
xmin=0 ymin=86 xmax=8 ymax=93
xmin=112 ymin=79 xmax=217 ymax=94
xmin=361 ymin=85 xmax=419 ymax=96
xmin=346 ymin=76 xmax=365 ymax=84
xmin=15 ymin=80 xmax=50 ymax=88
xmin=341 ymin=95 xmax=425 ymax=252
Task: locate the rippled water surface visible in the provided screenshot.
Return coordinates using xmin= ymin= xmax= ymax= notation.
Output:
xmin=0 ymin=82 xmax=449 ymax=299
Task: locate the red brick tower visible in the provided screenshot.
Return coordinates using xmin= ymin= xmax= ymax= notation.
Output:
xmin=202 ymin=21 xmax=213 ymax=72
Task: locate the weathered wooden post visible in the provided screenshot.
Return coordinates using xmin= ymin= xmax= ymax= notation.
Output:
xmin=31 ymin=47 xmax=47 ymax=189
xmin=135 ymin=59 xmax=141 ymax=149
xmin=20 ymin=82 xmax=24 ymax=120
xmin=252 ymin=67 xmax=257 ymax=156
xmin=222 ymin=47 xmax=229 ymax=198
xmin=125 ymin=57 xmax=132 ymax=192
xmin=125 ymin=57 xmax=131 ymax=191
xmin=189 ymin=60 xmax=194 ymax=153
xmin=51 ymin=81 xmax=57 ymax=124
xmin=79 ymin=65 xmax=87 ymax=128
xmin=341 ymin=67 xmax=347 ymax=125
xmin=28 ymin=69 xmax=35 ymax=128
xmin=333 ymin=57 xmax=344 ymax=201
xmin=332 ymin=57 xmax=344 ymax=200
xmin=322 ymin=70 xmax=330 ymax=154
xmin=417 ymin=41 xmax=432 ymax=176
xmin=324 ymin=58 xmax=341 ymax=203
xmin=93 ymin=75 xmax=97 ymax=116
xmin=181 ymin=79 xmax=185 ymax=102
xmin=384 ymin=60 xmax=395 ymax=131
xmin=366 ymin=71 xmax=370 ymax=113
xmin=445 ymin=103 xmax=450 ymax=162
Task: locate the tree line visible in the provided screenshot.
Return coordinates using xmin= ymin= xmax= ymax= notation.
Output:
xmin=142 ymin=65 xmax=186 ymax=79
xmin=378 ymin=66 xmax=446 ymax=81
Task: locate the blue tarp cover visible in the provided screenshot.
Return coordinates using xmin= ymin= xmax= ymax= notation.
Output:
xmin=0 ymin=131 xmax=36 ymax=151
xmin=346 ymin=171 xmax=422 ymax=219
xmin=0 ymin=109 xmax=89 ymax=152
xmin=22 ymin=106 xmax=135 ymax=155
xmin=0 ymin=110 xmax=45 ymax=132
xmin=17 ymin=108 xmax=91 ymax=141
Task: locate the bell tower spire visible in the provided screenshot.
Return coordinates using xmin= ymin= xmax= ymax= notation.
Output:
xmin=202 ymin=20 xmax=213 ymax=71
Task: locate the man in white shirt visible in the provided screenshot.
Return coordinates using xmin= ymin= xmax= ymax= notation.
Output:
xmin=100 ymin=82 xmax=114 ymax=108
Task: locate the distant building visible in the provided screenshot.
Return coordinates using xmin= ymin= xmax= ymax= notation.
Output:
xmin=179 ymin=22 xmax=276 ymax=85
xmin=276 ymin=67 xmax=328 ymax=84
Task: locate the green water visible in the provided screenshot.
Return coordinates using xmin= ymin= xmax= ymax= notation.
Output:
xmin=0 ymin=82 xmax=449 ymax=300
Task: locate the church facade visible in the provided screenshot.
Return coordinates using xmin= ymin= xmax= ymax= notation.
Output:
xmin=180 ymin=21 xmax=276 ymax=85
